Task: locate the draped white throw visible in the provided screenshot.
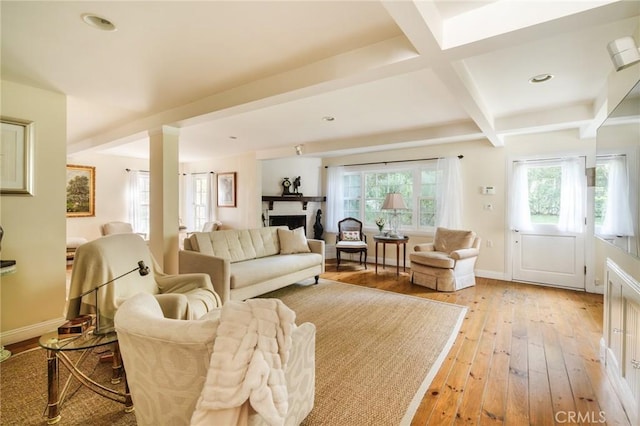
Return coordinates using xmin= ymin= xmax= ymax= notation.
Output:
xmin=435 ymin=157 xmax=462 ymax=229
xmin=325 ymin=166 xmax=345 ymax=233
xmin=509 ymin=162 xmax=533 ymax=231
xmin=601 ymin=157 xmax=634 ymax=236
xmin=558 ymin=157 xmax=585 ymax=233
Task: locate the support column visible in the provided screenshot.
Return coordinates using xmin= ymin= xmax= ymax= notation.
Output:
xmin=148 ymin=126 xmax=180 ymax=273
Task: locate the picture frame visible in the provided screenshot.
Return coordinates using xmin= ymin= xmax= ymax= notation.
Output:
xmin=66 ymin=164 xmax=95 ymax=217
xmin=217 ymin=172 xmax=236 ymax=207
xmin=1 ymin=116 xmax=34 ymax=195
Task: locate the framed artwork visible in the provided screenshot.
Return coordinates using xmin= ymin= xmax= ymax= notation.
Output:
xmin=66 ymin=165 xmax=95 ymax=217
xmin=217 ymin=172 xmax=236 ymax=207
xmin=1 ymin=117 xmax=34 ymax=195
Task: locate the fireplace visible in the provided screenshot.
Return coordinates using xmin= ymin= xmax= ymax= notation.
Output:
xmin=269 ymin=215 xmax=307 ymax=234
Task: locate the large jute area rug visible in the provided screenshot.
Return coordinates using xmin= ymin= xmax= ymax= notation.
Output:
xmin=1 ymin=279 xmax=466 ymax=425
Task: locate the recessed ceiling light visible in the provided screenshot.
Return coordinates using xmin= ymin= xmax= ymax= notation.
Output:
xmin=529 ymin=74 xmax=554 ymax=84
xmin=81 ymin=14 xmax=117 ymax=31
xmin=322 ymin=116 xmax=335 ymax=122
xmin=229 ymin=136 xmax=237 ymax=140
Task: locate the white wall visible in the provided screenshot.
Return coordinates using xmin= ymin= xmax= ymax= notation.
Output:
xmin=182 ymin=151 xmax=261 ymax=230
xmin=66 ymin=153 xmax=148 ymax=241
xmin=1 ymin=80 xmax=67 ymax=342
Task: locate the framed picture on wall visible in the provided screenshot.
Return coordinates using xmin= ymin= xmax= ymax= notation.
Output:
xmin=217 ymin=172 xmax=236 ymax=207
xmin=1 ymin=116 xmax=34 ymax=195
xmin=66 ymin=164 xmax=95 ymax=217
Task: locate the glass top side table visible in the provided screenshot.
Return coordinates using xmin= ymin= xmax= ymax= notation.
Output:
xmin=38 ymin=329 xmax=133 ymax=424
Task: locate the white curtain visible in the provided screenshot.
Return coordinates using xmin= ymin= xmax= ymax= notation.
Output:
xmin=325 ymin=166 xmax=345 ymax=233
xmin=128 ymin=170 xmax=147 ymax=234
xmin=435 ymin=157 xmax=462 ymax=228
xmin=558 ymin=157 xmax=585 ymax=233
xmin=509 ymin=162 xmax=533 ymax=231
xmin=183 ymin=173 xmax=195 ymax=231
xmin=601 ymin=157 xmax=634 ymax=236
xmin=208 ymin=172 xmax=216 ymax=222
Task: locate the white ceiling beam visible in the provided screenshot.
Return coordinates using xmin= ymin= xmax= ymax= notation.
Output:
xmin=382 ymin=0 xmax=503 ymax=147
xmin=68 ymin=36 xmax=424 ymax=154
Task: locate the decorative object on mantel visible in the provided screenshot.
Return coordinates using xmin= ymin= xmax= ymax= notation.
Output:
xmin=262 ymin=196 xmax=326 ymax=210
xmin=314 ymin=209 xmax=324 ymax=240
xmin=282 ymin=177 xmax=292 ymax=196
xmin=293 ymin=176 xmax=302 ymax=195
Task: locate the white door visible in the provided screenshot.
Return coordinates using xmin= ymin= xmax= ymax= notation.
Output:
xmin=510 ymin=157 xmax=586 ymax=289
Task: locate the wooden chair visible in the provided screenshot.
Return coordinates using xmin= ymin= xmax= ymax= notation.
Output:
xmin=336 ymin=217 xmax=368 ymax=270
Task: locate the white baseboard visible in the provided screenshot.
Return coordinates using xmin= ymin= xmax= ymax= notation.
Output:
xmin=1 ymin=317 xmax=65 ymax=345
xmin=475 ymin=269 xmax=509 ymax=281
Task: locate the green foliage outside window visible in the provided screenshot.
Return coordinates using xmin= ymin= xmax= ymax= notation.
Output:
xmin=527 ymin=166 xmax=560 ymax=224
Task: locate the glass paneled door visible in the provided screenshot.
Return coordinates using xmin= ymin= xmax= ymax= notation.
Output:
xmin=510 ymin=157 xmax=586 ymax=289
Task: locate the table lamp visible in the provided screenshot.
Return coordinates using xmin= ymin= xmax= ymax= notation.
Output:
xmin=381 ymin=193 xmax=407 ymax=237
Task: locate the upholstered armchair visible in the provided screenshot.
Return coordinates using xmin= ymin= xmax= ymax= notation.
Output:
xmin=410 ymin=227 xmax=481 ymax=292
xmin=114 ymin=292 xmax=316 ymax=426
xmin=335 ymin=217 xmax=368 ymax=270
xmin=101 ymin=221 xmax=147 ymax=240
xmin=66 ymin=233 xmax=220 ymax=331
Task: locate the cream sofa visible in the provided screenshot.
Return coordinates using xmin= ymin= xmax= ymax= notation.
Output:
xmin=179 ymin=226 xmax=325 ymax=303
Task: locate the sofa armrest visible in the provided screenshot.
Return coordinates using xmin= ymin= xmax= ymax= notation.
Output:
xmin=450 ymin=248 xmax=480 ymax=260
xmin=179 ymin=250 xmax=232 ymax=304
xmin=414 ymin=243 xmax=435 ymax=252
xmin=307 ymin=239 xmax=325 ymax=273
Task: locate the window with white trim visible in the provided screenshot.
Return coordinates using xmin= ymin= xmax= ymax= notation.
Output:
xmin=342 ymin=162 xmax=440 ymax=232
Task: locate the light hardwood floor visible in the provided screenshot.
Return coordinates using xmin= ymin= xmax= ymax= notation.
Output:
xmin=323 ymin=261 xmax=631 ymax=426
xmin=6 ymin=261 xmax=630 ymax=425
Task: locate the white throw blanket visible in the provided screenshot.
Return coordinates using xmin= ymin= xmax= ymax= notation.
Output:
xmin=191 ymin=298 xmax=296 ymax=426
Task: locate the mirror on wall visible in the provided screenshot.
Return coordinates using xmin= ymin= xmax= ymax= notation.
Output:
xmin=595 ymin=80 xmax=640 ymax=258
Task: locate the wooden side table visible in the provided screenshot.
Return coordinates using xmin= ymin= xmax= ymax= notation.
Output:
xmin=374 ymin=235 xmax=409 ymax=276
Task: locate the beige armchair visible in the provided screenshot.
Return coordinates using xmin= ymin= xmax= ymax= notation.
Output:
xmin=410 ymin=227 xmax=481 ymax=292
xmin=114 ymin=292 xmax=316 ymax=426
xmin=101 ymin=221 xmax=147 ymax=240
xmin=66 ymin=233 xmax=220 ymax=331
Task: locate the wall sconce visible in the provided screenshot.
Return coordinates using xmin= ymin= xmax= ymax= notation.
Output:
xmin=295 ymin=145 xmax=303 ymax=156
xmin=607 ymin=36 xmax=640 ymax=71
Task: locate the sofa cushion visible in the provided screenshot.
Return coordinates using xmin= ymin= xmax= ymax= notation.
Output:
xmin=434 ymin=227 xmax=475 ymax=253
xmin=410 ymin=251 xmax=456 ymax=269
xmin=230 ymin=253 xmax=323 ymax=289
xmin=278 ymin=227 xmax=311 ymax=254
xmin=186 ymin=227 xmax=282 ymax=262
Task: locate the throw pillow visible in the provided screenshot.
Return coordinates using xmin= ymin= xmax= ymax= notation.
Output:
xmin=341 ymin=231 xmax=360 ymax=241
xmin=278 ymin=227 xmax=311 ymax=254
xmin=434 ymin=227 xmax=474 ymax=253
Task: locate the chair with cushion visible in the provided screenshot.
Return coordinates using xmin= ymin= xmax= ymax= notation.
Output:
xmin=101 ymin=221 xmax=147 ymax=240
xmin=335 ymin=217 xmax=368 ymax=270
xmin=114 ymin=292 xmax=316 ymax=426
xmin=66 ymin=233 xmax=220 ymax=331
xmin=410 ymin=227 xmax=481 ymax=292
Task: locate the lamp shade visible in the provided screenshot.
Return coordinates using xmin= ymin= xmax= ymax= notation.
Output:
xmin=381 ymin=193 xmax=407 ymax=210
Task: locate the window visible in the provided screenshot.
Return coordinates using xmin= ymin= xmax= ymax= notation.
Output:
xmin=129 ymin=170 xmax=150 ymax=235
xmin=527 ymin=164 xmax=561 ymax=225
xmin=191 ymin=173 xmax=210 ymax=231
xmin=340 ymin=162 xmax=442 ymax=232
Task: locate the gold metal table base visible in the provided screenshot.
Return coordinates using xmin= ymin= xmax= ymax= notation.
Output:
xmin=40 ymin=330 xmax=133 ymax=424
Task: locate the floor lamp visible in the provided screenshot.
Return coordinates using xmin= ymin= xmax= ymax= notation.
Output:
xmin=382 ymin=193 xmax=407 ymax=237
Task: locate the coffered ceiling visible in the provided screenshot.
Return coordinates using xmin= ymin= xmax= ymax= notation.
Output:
xmin=2 ymin=1 xmax=638 ymax=162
